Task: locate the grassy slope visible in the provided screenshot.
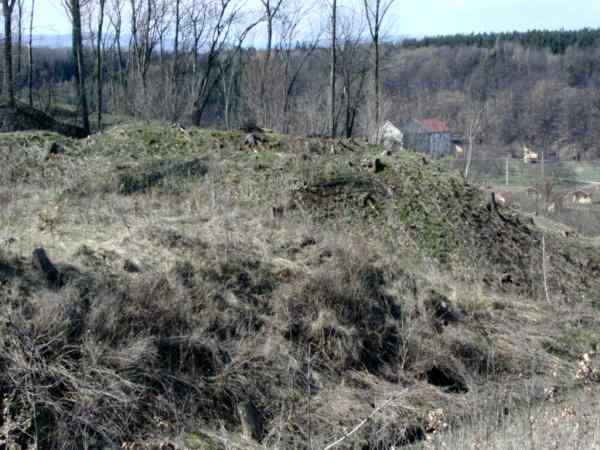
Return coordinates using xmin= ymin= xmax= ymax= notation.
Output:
xmin=1 ymin=123 xmax=599 ymax=449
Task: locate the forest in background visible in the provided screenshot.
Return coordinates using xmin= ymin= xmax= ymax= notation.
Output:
xmin=2 ymin=0 xmax=600 ymax=159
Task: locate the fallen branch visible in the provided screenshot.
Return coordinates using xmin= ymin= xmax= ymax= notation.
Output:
xmin=323 ymin=394 xmax=400 ymax=450
xmin=542 ymin=234 xmax=551 ymax=304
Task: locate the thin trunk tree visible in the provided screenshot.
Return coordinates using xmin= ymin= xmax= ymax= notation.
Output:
xmin=278 ymin=4 xmax=322 ymax=134
xmin=17 ymin=0 xmax=24 ymax=77
xmin=96 ymin=0 xmax=106 ymax=129
xmin=330 ymin=0 xmax=337 ymax=137
xmin=258 ymin=0 xmax=284 ymax=126
xmin=3 ymin=0 xmax=18 ymax=107
xmin=189 ymin=3 xmax=208 ymax=79
xmin=362 ymin=0 xmax=394 ymax=141
xmin=171 ymin=0 xmax=180 ymax=121
xmin=108 ymin=0 xmax=125 ymax=89
xmin=338 ymin=8 xmax=368 ymax=138
xmin=27 ymin=0 xmax=33 ymax=106
xmin=464 ymin=103 xmax=485 ymax=181
xmin=66 ymin=0 xmax=90 ymax=134
xmin=192 ymin=0 xmax=236 ymax=126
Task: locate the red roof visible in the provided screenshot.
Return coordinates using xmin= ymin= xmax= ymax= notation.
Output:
xmin=416 ymin=119 xmax=450 ymax=133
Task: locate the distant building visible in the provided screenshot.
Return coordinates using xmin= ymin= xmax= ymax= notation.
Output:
xmin=401 ymin=118 xmax=453 ymax=158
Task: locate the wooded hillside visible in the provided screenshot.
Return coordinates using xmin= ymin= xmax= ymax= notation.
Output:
xmin=2 ymin=2 xmax=600 ymax=158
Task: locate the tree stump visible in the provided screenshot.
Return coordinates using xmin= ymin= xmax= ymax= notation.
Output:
xmin=361 ymin=158 xmax=385 ymax=174
xmin=32 ymin=247 xmax=60 ymax=286
xmin=237 ymin=400 xmax=263 ymax=442
xmin=46 ymin=142 xmax=65 ymax=160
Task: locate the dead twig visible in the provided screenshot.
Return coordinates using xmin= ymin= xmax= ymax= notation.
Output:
xmin=542 ymin=234 xmax=551 ymax=304
xmin=323 ymin=394 xmax=401 ymax=450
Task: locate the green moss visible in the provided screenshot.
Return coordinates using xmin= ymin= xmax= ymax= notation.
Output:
xmin=555 ymin=328 xmax=600 ymax=354
xmin=117 ymin=158 xmax=209 ymax=194
xmin=183 ymin=432 xmax=219 ymax=450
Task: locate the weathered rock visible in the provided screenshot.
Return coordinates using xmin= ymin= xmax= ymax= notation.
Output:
xmin=361 ymin=158 xmax=385 ymax=174
xmin=237 ymin=400 xmax=264 ymax=442
xmin=123 ymin=259 xmax=142 ymax=273
xmin=32 ymin=247 xmax=60 ymax=286
xmin=244 ymin=133 xmax=263 ymax=147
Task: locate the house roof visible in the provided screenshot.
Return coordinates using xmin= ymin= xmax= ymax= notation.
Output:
xmin=416 ymin=119 xmax=450 ymax=133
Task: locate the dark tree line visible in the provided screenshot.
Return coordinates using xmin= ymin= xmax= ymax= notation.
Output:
xmin=402 ymin=28 xmax=600 ymax=55
xmin=384 ymin=40 xmax=600 ymax=159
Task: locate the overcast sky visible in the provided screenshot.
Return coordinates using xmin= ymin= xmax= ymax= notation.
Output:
xmin=36 ymin=0 xmax=599 ymax=37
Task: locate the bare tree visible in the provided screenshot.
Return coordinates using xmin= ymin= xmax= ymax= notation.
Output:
xmin=155 ymin=0 xmax=171 ymax=75
xmin=362 ymin=0 xmax=395 ymax=140
xmin=27 ymin=0 xmax=33 ymax=106
xmin=65 ymin=0 xmax=91 ymax=134
xmin=188 ymin=1 xmax=208 ymax=78
xmin=278 ymin=3 xmax=321 ymax=134
xmin=330 ymin=0 xmax=337 ymax=137
xmin=129 ymin=0 xmax=158 ymax=91
xmin=3 ymin=0 xmax=18 ymax=106
xmin=258 ymin=0 xmax=285 ymax=125
xmin=17 ymin=0 xmax=24 ymax=77
xmin=95 ymin=0 xmax=106 ymax=129
xmin=192 ymin=0 xmax=238 ymax=125
xmin=463 ymin=102 xmax=485 ymax=181
xmin=108 ymin=0 xmax=125 ymax=89
xmin=172 ymin=0 xmax=181 ymax=120
xmin=219 ymin=24 xmax=255 ymax=129
xmin=260 ymin=0 xmax=284 ymax=63
xmin=338 ymin=8 xmax=369 ymax=138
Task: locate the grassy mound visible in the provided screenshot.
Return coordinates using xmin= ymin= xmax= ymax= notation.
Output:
xmin=0 ymin=122 xmax=599 ymax=449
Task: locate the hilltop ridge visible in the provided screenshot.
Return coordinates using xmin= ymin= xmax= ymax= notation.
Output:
xmin=0 ymin=123 xmax=599 ymax=449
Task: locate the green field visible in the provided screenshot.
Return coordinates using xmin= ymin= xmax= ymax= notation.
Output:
xmin=443 ymin=159 xmax=600 ymax=187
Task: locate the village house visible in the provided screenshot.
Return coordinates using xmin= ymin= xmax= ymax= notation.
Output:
xmin=377 ymin=118 xmax=454 ymax=158
xmin=401 ymin=118 xmax=453 ymax=158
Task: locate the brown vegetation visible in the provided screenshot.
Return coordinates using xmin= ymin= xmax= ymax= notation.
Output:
xmin=0 ymin=126 xmax=599 ymax=448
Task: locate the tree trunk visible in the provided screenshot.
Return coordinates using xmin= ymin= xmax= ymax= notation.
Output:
xmin=464 ymin=136 xmax=473 ymax=181
xmin=344 ymin=83 xmax=351 ymax=138
xmin=363 ymin=0 xmax=394 ymax=142
xmin=71 ymin=0 xmax=90 ymax=134
xmin=17 ymin=0 xmax=25 ymax=79
xmin=260 ymin=16 xmax=273 ymax=126
xmin=96 ymin=0 xmax=106 ymax=129
xmin=17 ymin=0 xmax=22 ymax=77
xmin=114 ymin=14 xmax=125 ymax=89
xmin=172 ymin=0 xmax=180 ymax=121
xmin=3 ymin=0 xmax=16 ymax=107
xmin=330 ymin=0 xmax=337 ymax=138
xmin=374 ymin=30 xmax=380 ymax=141
xmin=27 ymin=0 xmax=33 ymax=106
